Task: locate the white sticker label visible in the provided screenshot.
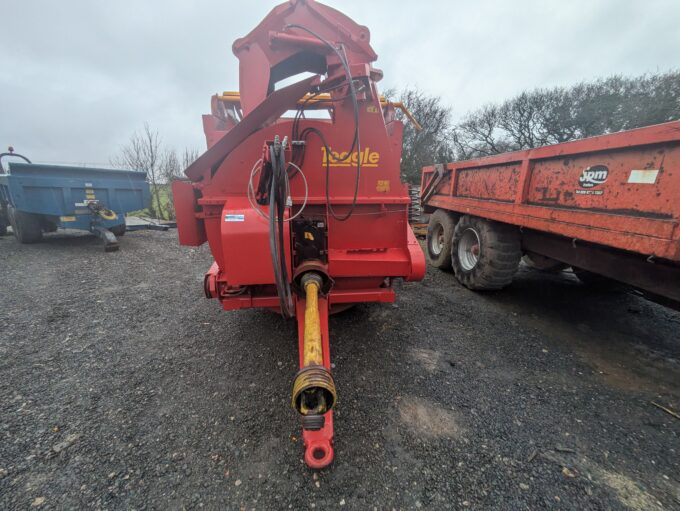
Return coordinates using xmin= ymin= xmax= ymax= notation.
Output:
xmin=224 ymin=214 xmax=245 ymax=222
xmin=85 ymin=182 xmax=93 ymax=187
xmin=628 ymin=169 xmax=659 ymax=184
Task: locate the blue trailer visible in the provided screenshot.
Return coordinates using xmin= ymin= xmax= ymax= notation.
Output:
xmin=0 ymin=150 xmax=150 ymax=251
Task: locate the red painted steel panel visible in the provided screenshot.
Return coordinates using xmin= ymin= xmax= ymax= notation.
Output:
xmin=527 ymin=146 xmax=679 ymax=218
xmin=456 ymin=163 xmax=520 ymax=202
xmin=422 ymin=121 xmax=680 ymax=262
xmin=171 ymin=180 xmax=206 ymax=246
xmin=327 ymin=204 xmax=408 ymax=251
xmin=220 ymin=197 xmax=291 ymax=286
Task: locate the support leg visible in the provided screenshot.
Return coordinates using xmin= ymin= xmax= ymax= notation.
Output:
xmin=295 ymin=290 xmax=335 ymax=469
xmin=92 ymin=226 xmax=119 ymax=252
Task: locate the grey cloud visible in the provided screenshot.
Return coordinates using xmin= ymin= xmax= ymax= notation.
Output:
xmin=1 ymin=0 xmax=678 ymax=166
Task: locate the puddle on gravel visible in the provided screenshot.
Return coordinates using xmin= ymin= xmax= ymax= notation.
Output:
xmin=397 ymin=396 xmax=464 ymax=439
xmin=409 ymin=348 xmax=443 ymax=373
xmin=598 ymin=468 xmax=665 ymax=511
xmin=541 ymin=451 xmax=677 ymax=511
xmin=476 ymin=268 xmax=680 ymax=399
xmin=571 ymin=339 xmax=680 ymax=398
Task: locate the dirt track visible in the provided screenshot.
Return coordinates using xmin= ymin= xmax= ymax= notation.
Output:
xmin=1 ymin=229 xmax=679 ymax=510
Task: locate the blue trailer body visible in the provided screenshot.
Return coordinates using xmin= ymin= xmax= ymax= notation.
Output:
xmin=0 ymin=160 xmax=150 ymax=250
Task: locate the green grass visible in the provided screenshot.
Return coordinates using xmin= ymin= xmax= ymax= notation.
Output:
xmin=129 ymin=184 xmax=175 ymax=220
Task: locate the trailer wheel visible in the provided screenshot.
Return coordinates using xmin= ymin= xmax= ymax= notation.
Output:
xmin=8 ymin=206 xmax=43 ymax=244
xmin=110 ymin=222 xmax=126 ymax=236
xmin=451 ymin=215 xmax=521 ymax=290
xmin=426 ymin=209 xmax=456 ymax=270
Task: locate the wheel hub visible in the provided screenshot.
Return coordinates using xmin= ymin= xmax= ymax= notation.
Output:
xmin=458 ymin=228 xmax=481 ymax=271
xmin=430 ymin=224 xmax=444 ymax=256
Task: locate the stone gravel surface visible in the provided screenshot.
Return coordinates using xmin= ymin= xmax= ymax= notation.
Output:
xmin=1 ymin=229 xmax=679 ymax=510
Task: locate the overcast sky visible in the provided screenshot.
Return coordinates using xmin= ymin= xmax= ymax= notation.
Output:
xmin=1 ymin=0 xmax=678 ymax=167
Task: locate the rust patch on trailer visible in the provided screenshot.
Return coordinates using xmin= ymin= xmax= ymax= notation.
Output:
xmin=456 ymin=164 xmax=521 ymax=202
xmin=534 ymin=187 xmax=561 ymax=202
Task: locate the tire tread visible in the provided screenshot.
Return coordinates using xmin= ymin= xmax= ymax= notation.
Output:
xmin=426 ymin=209 xmax=457 ymax=270
xmin=451 ymin=215 xmax=521 ymax=290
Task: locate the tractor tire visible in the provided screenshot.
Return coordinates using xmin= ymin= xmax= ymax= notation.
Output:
xmin=110 ymin=222 xmax=126 ymax=237
xmin=426 ymin=209 xmax=456 ymax=270
xmin=451 ymin=215 xmax=521 ymax=290
xmin=9 ymin=206 xmax=43 ymax=244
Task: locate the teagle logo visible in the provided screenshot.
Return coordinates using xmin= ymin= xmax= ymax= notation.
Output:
xmin=321 ymin=147 xmax=380 ymax=167
xmin=578 ymin=165 xmax=609 ymax=188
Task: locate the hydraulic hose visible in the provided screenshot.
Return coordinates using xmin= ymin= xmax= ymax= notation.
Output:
xmin=268 ymin=137 xmax=294 ymax=318
xmin=284 ymin=23 xmax=361 ymax=221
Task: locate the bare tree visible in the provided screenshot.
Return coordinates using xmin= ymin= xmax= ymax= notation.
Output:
xmin=160 ymin=147 xmax=198 ymax=183
xmin=452 ymin=70 xmax=680 ymax=158
xmin=112 ymin=123 xmax=201 ymax=220
xmin=160 ymin=147 xmax=200 ymax=219
xmin=386 ymin=88 xmax=455 ymax=183
xmin=161 ymin=150 xmax=180 ymax=184
xmin=452 ymin=104 xmax=511 ymax=159
xmin=111 ymin=123 xmax=165 ymax=219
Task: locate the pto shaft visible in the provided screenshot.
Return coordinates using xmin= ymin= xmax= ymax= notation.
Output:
xmin=303 ymin=274 xmax=323 ymax=367
xmin=291 ymin=273 xmax=336 ymax=428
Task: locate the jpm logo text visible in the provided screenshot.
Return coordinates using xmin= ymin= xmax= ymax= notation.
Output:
xmin=578 ymin=165 xmax=609 ymax=188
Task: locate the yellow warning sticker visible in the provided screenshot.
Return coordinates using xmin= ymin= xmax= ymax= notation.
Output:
xmin=60 ymin=216 xmax=77 ymax=222
xmin=376 ymin=180 xmax=390 ymax=192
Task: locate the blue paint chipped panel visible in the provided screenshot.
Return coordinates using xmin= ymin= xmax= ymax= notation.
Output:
xmin=0 ymin=162 xmax=150 ymax=232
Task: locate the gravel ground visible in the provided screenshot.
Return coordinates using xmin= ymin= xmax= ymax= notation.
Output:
xmin=1 ymin=229 xmax=679 ymax=510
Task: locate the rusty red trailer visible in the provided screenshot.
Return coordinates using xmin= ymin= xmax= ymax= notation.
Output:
xmin=420 ymin=121 xmax=680 ymax=304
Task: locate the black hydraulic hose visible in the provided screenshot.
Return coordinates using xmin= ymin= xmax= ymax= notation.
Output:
xmin=290 ymin=80 xmax=362 ymax=172
xmin=285 ymin=24 xmax=360 ymax=159
xmin=269 ymin=145 xmax=284 ymax=314
xmin=276 ymin=144 xmax=293 ymax=315
xmin=268 ymin=141 xmax=294 ymax=318
xmin=284 ymin=23 xmax=361 ymax=221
